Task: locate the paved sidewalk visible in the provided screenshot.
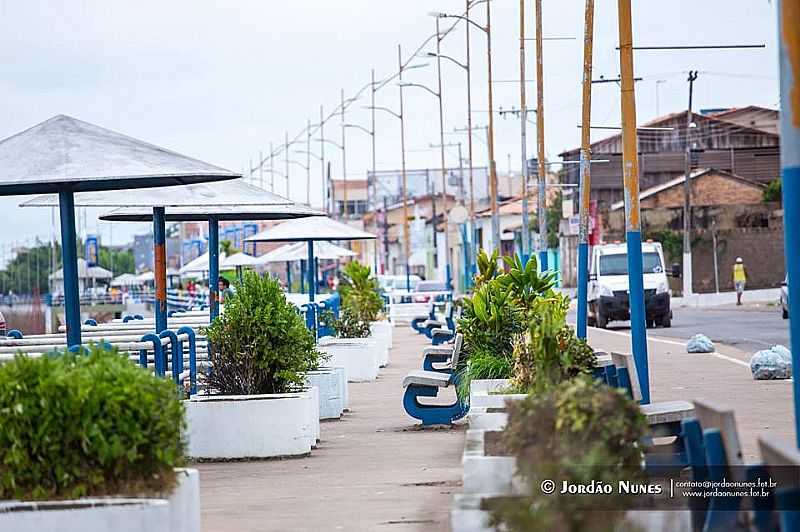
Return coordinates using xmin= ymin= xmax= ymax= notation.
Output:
xmin=586 ymin=326 xmax=794 ymax=462
xmin=197 ymin=327 xmax=464 ymax=532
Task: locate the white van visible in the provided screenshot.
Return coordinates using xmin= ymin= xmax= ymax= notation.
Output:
xmin=587 ymin=241 xmax=676 ymax=329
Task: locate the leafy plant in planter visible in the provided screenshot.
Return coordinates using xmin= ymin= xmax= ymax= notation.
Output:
xmin=204 ymin=271 xmax=324 ymax=395
xmin=322 ymin=308 xmax=371 ymax=339
xmin=495 ymin=254 xmax=558 ymax=313
xmin=511 ymin=294 xmax=596 ymax=392
xmin=457 ymin=249 xmax=561 ymax=394
xmin=488 ymin=377 xmax=647 ymax=532
xmin=0 ymin=345 xmax=185 ymax=500
xmin=338 ymin=260 xmax=384 ymax=324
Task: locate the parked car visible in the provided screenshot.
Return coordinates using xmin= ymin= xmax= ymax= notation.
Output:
xmin=587 ymin=241 xmax=678 ymax=329
xmin=781 ymin=275 xmax=789 ymax=319
xmin=378 ymin=274 xmax=421 ymax=297
xmin=413 ymin=280 xmax=449 ymax=303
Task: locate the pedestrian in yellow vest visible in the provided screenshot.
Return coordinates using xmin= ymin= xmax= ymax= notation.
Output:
xmin=733 ymin=257 xmax=748 ymax=306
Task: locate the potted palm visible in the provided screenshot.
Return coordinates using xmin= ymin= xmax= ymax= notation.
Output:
xmin=318 ymin=261 xmax=387 ymax=381
xmin=189 ymin=271 xmax=324 ymax=459
xmin=0 ymin=345 xmax=198 ymax=532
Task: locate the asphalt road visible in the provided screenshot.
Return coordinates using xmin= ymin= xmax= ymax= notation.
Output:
xmin=570 ymin=303 xmax=790 ymax=353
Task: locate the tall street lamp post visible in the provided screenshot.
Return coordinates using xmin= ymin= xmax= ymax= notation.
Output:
xmin=438 ymin=4 xmax=498 ymax=252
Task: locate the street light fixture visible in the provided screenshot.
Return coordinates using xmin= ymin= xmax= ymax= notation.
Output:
xmin=440 ymin=6 xmax=500 ymax=253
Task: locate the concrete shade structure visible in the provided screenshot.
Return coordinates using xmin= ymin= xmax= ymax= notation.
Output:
xmin=24 ymin=178 xmax=323 ymax=328
xmin=257 ymin=241 xmax=356 ymax=263
xmin=257 ymin=241 xmax=357 ymax=295
xmin=98 ymin=197 xmax=324 ymax=324
xmin=246 ymin=216 xmax=376 ymax=302
xmin=2 ymin=114 xmax=239 ymax=346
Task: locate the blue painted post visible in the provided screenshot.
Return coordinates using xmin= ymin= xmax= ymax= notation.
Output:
xmin=778 ymin=1 xmax=800 ymax=446
xmin=300 ymin=260 xmax=306 ymax=294
xmin=177 ymin=326 xmax=197 ymax=395
xmin=461 ymin=224 xmax=470 ymax=291
xmin=618 ymin=0 xmax=650 ymax=403
xmin=576 ymin=0 xmax=594 ymax=340
xmin=406 ymin=263 xmax=411 ymax=292
xmin=153 ymin=207 xmax=168 ymax=333
xmin=208 ymin=216 xmax=220 ymax=322
xmin=286 ymin=262 xmax=292 ymax=290
xmin=59 ymin=190 xmax=82 ymax=348
xmin=538 ymin=249 xmax=548 ymax=271
xmin=308 ymin=240 xmax=316 ymax=302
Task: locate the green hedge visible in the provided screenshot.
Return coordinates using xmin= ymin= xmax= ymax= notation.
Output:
xmin=0 ymin=345 xmax=186 ymax=500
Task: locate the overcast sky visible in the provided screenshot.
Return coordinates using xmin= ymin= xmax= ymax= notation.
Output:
xmin=0 ymin=0 xmax=779 ymax=255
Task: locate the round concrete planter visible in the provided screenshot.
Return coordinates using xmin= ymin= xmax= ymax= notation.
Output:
xmin=185 ymin=391 xmax=317 ymax=459
xmin=370 ymin=321 xmax=393 ymax=367
xmin=304 ymin=368 xmax=346 ymax=419
xmin=0 ymin=468 xmax=199 ymax=532
xmin=318 ymin=337 xmax=379 ymax=382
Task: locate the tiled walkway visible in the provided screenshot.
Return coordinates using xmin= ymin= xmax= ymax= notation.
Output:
xmin=197 ymin=327 xmax=464 ymax=532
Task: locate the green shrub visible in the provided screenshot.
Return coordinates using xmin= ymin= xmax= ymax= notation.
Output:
xmin=489 ymin=377 xmax=647 ymax=532
xmin=204 ymin=271 xmax=324 ymax=395
xmin=0 ymin=345 xmax=186 ymax=501
xmin=763 ymin=178 xmax=782 ymax=203
xmin=322 ymin=308 xmax=371 ymax=339
xmin=512 ymin=295 xmax=596 ymax=392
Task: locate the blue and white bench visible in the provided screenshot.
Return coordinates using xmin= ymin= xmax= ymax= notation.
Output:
xmin=402 ymin=333 xmax=468 ymax=426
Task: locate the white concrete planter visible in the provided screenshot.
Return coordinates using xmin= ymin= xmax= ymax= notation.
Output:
xmin=0 ymin=468 xmax=199 ymax=532
xmin=0 ymin=499 xmax=170 ymax=532
xmin=370 ymin=321 xmax=393 ymax=366
xmin=462 ymin=429 xmax=526 ymax=497
xmin=168 ymin=468 xmax=200 ymax=532
xmin=467 ymin=407 xmax=509 ymax=431
xmin=318 ymin=337 xmax=379 ymax=382
xmin=185 ymin=391 xmax=317 ymax=459
xmin=451 ymin=494 xmax=493 ymax=532
xmin=469 ymin=379 xmax=526 ymax=409
xmin=304 ymin=368 xmax=346 ymax=419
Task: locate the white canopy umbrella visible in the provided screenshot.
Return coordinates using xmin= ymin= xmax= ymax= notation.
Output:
xmin=257 ymin=241 xmax=356 ymax=263
xmin=246 ymin=217 xmax=375 ymax=302
xmin=221 ymin=252 xmax=261 ymax=271
xmin=180 ymin=251 xmax=227 ymax=276
xmin=245 ymin=216 xmax=375 ymax=242
xmin=49 ymin=258 xmax=113 ymax=281
xmin=110 ymin=273 xmax=141 ymax=287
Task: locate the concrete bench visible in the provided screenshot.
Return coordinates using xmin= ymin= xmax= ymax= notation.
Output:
xmin=608 ymin=352 xmax=695 ymax=474
xmin=422 ymin=333 xmax=463 ymax=374
xmin=402 ymin=333 xmax=468 ymax=426
xmin=753 ymin=436 xmax=800 ymax=532
xmin=680 ymin=400 xmax=746 ymax=531
xmin=410 ymin=303 xmax=436 ymax=335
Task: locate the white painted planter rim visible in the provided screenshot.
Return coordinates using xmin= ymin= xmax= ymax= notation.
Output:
xmin=318 ymin=337 xmax=376 ymax=346
xmin=0 ymin=498 xmax=165 ymax=513
xmin=189 ymin=392 xmax=308 ymax=403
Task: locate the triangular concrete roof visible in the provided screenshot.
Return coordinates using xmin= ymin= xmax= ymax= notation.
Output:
xmin=245 ymin=216 xmax=375 ymax=242
xmin=0 ymin=115 xmax=239 ymax=194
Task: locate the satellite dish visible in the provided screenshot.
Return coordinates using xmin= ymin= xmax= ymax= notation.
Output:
xmin=449 ymin=204 xmax=468 ymax=224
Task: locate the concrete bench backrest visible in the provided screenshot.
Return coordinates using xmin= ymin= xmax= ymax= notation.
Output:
xmin=610 ymin=352 xmax=642 ymax=403
xmin=758 ymin=436 xmax=800 ymax=489
xmin=451 ymin=333 xmax=463 ymax=368
xmin=693 ymin=399 xmax=745 ymax=473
